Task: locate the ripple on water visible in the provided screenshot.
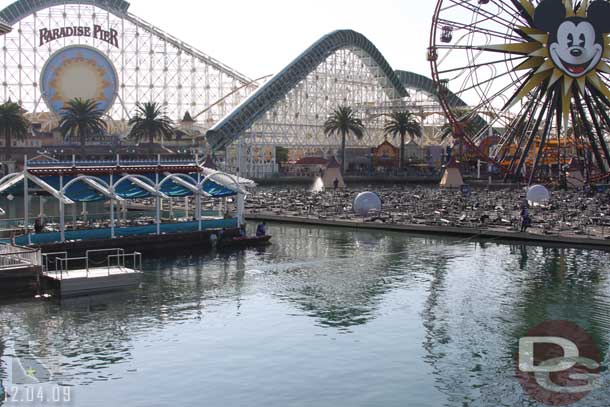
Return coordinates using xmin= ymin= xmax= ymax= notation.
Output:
xmin=0 ymin=224 xmax=609 ymax=406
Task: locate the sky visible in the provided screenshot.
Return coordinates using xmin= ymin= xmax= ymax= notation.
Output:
xmin=0 ymin=0 xmax=437 ymax=79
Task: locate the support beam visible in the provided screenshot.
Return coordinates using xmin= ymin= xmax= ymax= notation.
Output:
xmin=197 ymin=172 xmax=202 ymax=231
xmin=575 ymin=94 xmax=604 ymax=173
xmin=155 ymin=173 xmax=160 ymax=235
xmin=80 ymin=176 xmax=125 ymax=201
xmin=162 ymin=173 xmax=200 ymax=194
xmin=0 ymin=173 xmax=25 ymax=194
xmin=59 ymin=175 xmax=65 ymax=243
xmin=39 ymin=196 xmax=45 ymax=222
xmin=584 ymin=88 xmax=610 ymax=172
xmin=123 ymin=175 xmax=169 ymax=198
xmin=26 ymin=173 xmax=74 ymax=204
xmin=514 ymin=92 xmax=552 ymax=181
xmin=110 ymin=174 xmax=115 ymax=239
xmin=199 ymin=167 xmax=253 ymax=194
xmin=24 ymin=159 xmax=31 ymax=245
xmin=236 ymin=193 xmax=245 ymax=226
xmin=528 ymin=90 xmax=557 ymax=185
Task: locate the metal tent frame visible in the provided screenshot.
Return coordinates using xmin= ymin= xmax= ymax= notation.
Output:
xmin=0 ymin=155 xmax=253 ymax=244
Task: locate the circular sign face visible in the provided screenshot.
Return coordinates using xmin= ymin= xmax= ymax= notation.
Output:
xmin=40 ymin=45 xmax=118 ymax=115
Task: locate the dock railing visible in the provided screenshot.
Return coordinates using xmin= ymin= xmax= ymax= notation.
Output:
xmin=0 ymin=244 xmax=41 ymax=269
xmin=107 ymin=252 xmax=142 ymax=276
xmin=43 ymin=248 xmax=142 ymax=279
xmin=42 ymin=251 xmax=68 ymax=278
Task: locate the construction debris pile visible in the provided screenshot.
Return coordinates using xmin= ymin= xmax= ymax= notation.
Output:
xmin=245 ymin=185 xmax=610 ymax=239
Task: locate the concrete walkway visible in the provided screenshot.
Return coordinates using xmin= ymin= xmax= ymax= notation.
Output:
xmin=246 ymin=213 xmax=610 ymax=250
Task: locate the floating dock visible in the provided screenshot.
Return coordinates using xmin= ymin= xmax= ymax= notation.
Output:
xmin=42 ymin=249 xmax=142 ymax=296
xmin=0 ymin=244 xmax=42 ymax=296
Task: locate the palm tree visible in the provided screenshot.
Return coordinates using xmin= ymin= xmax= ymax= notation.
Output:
xmin=59 ymin=98 xmax=107 ymax=154
xmin=0 ymin=101 xmax=29 ymax=161
xmin=383 ymin=111 xmax=423 ymax=168
xmin=323 ymin=106 xmax=365 ymax=174
xmin=127 ymin=102 xmax=174 ymax=149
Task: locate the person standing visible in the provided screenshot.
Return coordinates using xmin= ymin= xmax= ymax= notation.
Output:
xmin=256 ymin=222 xmax=267 ymax=237
xmin=34 ymin=217 xmax=44 ymax=234
xmin=520 ymin=205 xmax=531 ymax=233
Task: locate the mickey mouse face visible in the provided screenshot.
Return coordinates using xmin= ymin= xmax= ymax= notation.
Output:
xmin=534 ymin=0 xmax=610 ymax=79
xmin=550 ymin=18 xmax=602 ymax=77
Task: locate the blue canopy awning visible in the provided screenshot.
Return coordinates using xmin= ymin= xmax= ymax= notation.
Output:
xmin=0 ymin=165 xmax=251 ymax=203
xmin=41 ymin=174 xmax=238 ymax=202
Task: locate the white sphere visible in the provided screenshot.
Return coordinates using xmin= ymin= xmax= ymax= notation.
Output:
xmin=527 ymin=184 xmax=551 ymax=205
xmin=353 ymin=192 xmax=382 ymax=216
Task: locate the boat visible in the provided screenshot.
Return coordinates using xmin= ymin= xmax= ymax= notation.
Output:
xmin=218 ymin=235 xmax=272 ymax=248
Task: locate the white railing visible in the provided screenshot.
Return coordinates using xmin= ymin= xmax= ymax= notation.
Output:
xmin=42 ymin=251 xmax=68 ymax=277
xmin=42 ymin=248 xmax=142 ymax=280
xmin=107 ymin=252 xmax=142 ymax=276
xmin=0 ymin=244 xmax=41 ymax=269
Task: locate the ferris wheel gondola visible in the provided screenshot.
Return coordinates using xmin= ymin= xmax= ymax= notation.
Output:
xmin=429 ymin=0 xmax=610 ymax=183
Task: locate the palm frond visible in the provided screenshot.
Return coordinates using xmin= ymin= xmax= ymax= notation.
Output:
xmin=128 ymin=102 xmax=175 ymax=144
xmin=0 ymin=102 xmax=29 ymax=140
xmin=58 ymin=98 xmax=107 ymax=148
xmin=382 ymin=110 xmax=422 ymax=141
xmin=323 ymin=106 xmax=365 ymax=139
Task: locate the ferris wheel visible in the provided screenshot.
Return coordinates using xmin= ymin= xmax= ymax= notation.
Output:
xmin=429 ymin=0 xmax=610 ymax=183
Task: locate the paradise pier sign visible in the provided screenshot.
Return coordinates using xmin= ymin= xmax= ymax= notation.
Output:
xmin=39 ymin=25 xmax=119 ymax=48
xmin=0 ymin=0 xmax=253 ymax=124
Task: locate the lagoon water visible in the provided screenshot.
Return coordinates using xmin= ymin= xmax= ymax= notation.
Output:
xmin=1 ymin=223 xmax=610 ymax=406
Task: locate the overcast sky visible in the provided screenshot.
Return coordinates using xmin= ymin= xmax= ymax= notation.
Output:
xmin=0 ymin=0 xmax=436 ymax=79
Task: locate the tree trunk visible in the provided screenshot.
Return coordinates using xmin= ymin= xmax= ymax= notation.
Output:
xmin=80 ymin=130 xmax=87 ymax=159
xmin=5 ymin=130 xmax=12 ymax=162
xmin=149 ymin=130 xmax=155 ymax=154
xmin=340 ymin=131 xmax=347 ymax=175
xmin=400 ymin=133 xmax=405 ymax=169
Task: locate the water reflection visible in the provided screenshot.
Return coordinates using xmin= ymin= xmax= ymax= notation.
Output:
xmin=421 ymin=243 xmax=610 ymax=406
xmin=0 ymin=224 xmax=609 ymax=406
xmin=256 ymin=225 xmax=460 ymax=330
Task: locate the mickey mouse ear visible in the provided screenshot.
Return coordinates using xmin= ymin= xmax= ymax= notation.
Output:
xmin=534 ymin=0 xmax=567 ymax=33
xmin=588 ymin=1 xmax=610 ymax=34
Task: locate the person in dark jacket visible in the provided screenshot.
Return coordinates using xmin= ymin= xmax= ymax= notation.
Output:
xmin=520 ymin=205 xmax=531 ymax=232
xmin=34 ymin=217 xmax=44 ymax=234
xmin=256 ymin=222 xmax=266 ymax=237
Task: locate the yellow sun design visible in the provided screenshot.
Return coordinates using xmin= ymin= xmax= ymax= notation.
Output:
xmin=49 ymin=53 xmax=111 ymax=108
xmin=484 ymin=0 xmax=610 ymax=128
